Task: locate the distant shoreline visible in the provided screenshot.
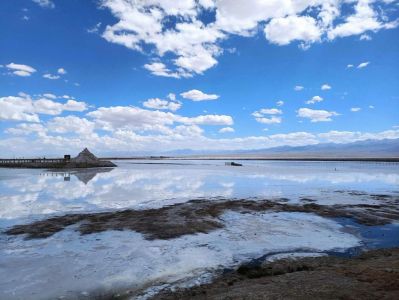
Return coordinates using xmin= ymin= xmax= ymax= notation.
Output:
xmin=103 ymin=157 xmax=399 ymax=163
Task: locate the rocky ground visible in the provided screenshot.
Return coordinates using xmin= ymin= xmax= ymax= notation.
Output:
xmin=153 ymin=247 xmax=399 ymax=300
xmin=5 ymin=192 xmax=399 ymax=240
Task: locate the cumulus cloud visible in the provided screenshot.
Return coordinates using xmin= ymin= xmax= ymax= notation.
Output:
xmin=258 ymin=108 xmax=282 ymax=115
xmin=351 ymin=107 xmax=361 ymax=112
xmin=347 ymin=64 xmax=354 ymax=68
xmin=357 ymin=61 xmax=370 ymax=68
xmin=6 ymin=123 xmax=47 ymax=136
xmin=144 ymin=62 xmax=184 ymax=78
xmin=167 ymin=93 xmax=176 ymax=101
xmin=255 ymin=116 xmax=282 ymax=124
xmin=306 ymin=96 xmax=323 ymax=104
xmin=321 ymin=84 xmax=331 ymax=90
xmin=327 ymin=0 xmax=397 ymax=40
xmin=219 ymin=127 xmax=235 ymax=133
xmin=360 ymin=34 xmax=372 ymax=41
xmin=297 ymin=108 xmax=339 ymax=122
xmin=57 ymin=68 xmax=67 ymax=75
xmin=32 ymin=0 xmax=54 ymax=9
xmin=2 ymin=98 xmax=399 ymax=156
xmin=264 ymin=15 xmax=321 ymax=48
xmin=143 ymin=98 xmax=181 ymax=111
xmin=100 ymin=0 xmax=398 ymax=77
xmin=47 ymin=116 xmax=95 ymax=135
xmin=294 ymin=85 xmax=304 ymax=91
xmin=42 ymin=93 xmax=57 ymax=99
xmin=276 ymin=100 xmax=284 ymax=106
xmin=87 ymin=105 xmax=233 ymax=134
xmin=0 ymin=94 xmax=88 ymax=122
xmin=253 ymin=107 xmax=282 ymax=124
xmin=180 ymin=89 xmax=219 ymax=101
xmin=43 ymin=73 xmax=60 ymax=80
xmin=6 ymin=63 xmax=36 ymax=77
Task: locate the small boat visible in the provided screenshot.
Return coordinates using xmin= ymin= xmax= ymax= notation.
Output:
xmin=225 ymin=161 xmax=243 ymax=166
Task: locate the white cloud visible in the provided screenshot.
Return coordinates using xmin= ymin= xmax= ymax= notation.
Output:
xmin=180 ymin=89 xmax=219 ymax=101
xmin=318 ymin=129 xmax=399 ymax=144
xmin=294 ymin=85 xmax=304 ymax=91
xmin=321 ymin=84 xmax=331 ymax=90
xmin=87 ymin=22 xmax=102 ymax=34
xmin=347 ymin=64 xmax=354 ymax=68
xmin=57 ymin=68 xmax=67 ymax=75
xmin=0 ymin=94 xmax=87 ymax=122
xmin=100 ymin=0 xmax=398 ymax=77
xmin=297 ymin=108 xmax=339 ymax=122
xmin=43 ymin=73 xmax=60 ymax=80
xmin=255 ymin=116 xmax=282 ymax=124
xmin=306 ymin=96 xmax=323 ymax=104
xmin=0 ymin=96 xmax=39 ymax=122
xmin=42 ymin=93 xmax=57 ymax=99
xmin=259 ymin=108 xmax=282 ymax=115
xmin=327 ymin=0 xmax=397 ymax=40
xmin=276 ymin=100 xmax=284 ymax=106
xmin=32 ymin=0 xmax=54 ymax=9
xmin=181 ymin=114 xmax=233 ymax=126
xmin=167 ymin=93 xmax=176 ymax=101
xmin=143 ymin=98 xmax=181 ymax=111
xmin=6 ymin=63 xmax=36 ymax=77
xmin=47 ymin=116 xmax=95 ymax=135
xmin=143 ymin=62 xmax=183 ymax=78
xmin=6 ymin=123 xmax=47 ymax=137
xmin=219 ymin=127 xmax=235 ymax=133
xmin=87 ymin=106 xmax=233 ymax=134
xmin=253 ymin=107 xmax=283 ymax=124
xmin=359 ymin=34 xmax=372 ymax=40
xmin=357 ymin=61 xmax=370 ymax=68
xmin=264 ymin=15 xmax=321 ymax=47
xmin=369 ymin=105 xmax=375 ymax=109
xmin=351 ymin=107 xmax=361 ymax=112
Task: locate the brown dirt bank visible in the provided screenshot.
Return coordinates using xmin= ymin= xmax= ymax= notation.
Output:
xmin=5 ymin=194 xmax=399 ymax=240
xmin=152 ymin=247 xmax=399 ymax=300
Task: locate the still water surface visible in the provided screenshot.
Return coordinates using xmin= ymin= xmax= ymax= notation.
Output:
xmin=0 ymin=160 xmax=398 ymax=299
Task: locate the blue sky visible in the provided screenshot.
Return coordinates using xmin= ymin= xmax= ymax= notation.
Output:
xmin=0 ymin=0 xmax=398 ymax=156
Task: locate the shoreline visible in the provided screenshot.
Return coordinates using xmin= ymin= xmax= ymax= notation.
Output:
xmin=151 ymin=247 xmax=399 ymax=300
xmin=103 ymin=157 xmax=399 ymax=163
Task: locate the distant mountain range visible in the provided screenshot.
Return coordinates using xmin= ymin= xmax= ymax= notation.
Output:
xmin=168 ymin=138 xmax=399 ymax=158
xmin=103 ymin=138 xmax=399 ymax=159
xmin=229 ymin=138 xmax=399 ymax=158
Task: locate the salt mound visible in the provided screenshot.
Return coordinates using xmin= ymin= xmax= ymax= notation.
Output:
xmin=72 ymin=148 xmax=99 ymax=163
xmin=70 ymin=148 xmax=116 ymax=168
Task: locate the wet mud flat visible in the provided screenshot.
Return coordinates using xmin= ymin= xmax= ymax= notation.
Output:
xmin=153 ymin=247 xmax=399 ymax=300
xmin=5 ymin=191 xmax=399 ymax=240
xmin=3 ymin=191 xmax=399 ymax=299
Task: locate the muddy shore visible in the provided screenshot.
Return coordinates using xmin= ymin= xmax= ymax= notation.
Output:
xmin=3 ymin=191 xmax=399 ymax=299
xmin=152 ymin=247 xmax=399 ymax=300
xmin=5 ymin=192 xmax=399 ymax=240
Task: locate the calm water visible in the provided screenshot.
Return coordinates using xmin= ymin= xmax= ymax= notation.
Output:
xmin=1 ymin=160 xmax=398 ymax=299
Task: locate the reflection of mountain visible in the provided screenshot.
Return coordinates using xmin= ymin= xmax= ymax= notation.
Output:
xmin=72 ymin=168 xmax=114 ymax=184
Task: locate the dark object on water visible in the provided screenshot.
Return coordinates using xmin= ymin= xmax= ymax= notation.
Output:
xmin=225 ymin=161 xmax=243 ymax=166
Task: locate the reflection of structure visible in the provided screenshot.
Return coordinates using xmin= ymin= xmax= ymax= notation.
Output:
xmin=41 ymin=167 xmax=114 ymax=184
xmin=73 ymin=168 xmax=113 ymax=184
